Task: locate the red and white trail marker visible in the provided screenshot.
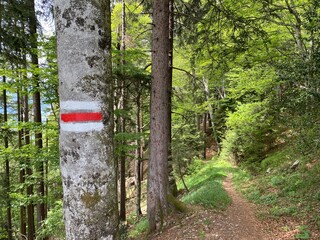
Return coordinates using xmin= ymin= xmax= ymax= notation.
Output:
xmin=60 ymin=101 xmax=104 ymax=132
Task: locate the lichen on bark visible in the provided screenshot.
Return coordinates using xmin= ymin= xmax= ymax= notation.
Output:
xmin=81 ymin=191 xmax=101 ymax=208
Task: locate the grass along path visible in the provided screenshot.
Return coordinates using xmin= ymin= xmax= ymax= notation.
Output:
xmin=150 ymin=172 xmax=271 ymax=240
xmin=129 ymin=158 xmax=320 ymax=239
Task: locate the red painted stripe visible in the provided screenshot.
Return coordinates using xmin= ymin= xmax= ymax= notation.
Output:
xmin=61 ymin=112 xmax=102 ymax=123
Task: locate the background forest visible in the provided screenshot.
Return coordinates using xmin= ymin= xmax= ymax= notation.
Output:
xmin=1 ymin=0 xmax=320 ymax=239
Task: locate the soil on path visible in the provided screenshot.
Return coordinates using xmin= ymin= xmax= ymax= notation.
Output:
xmin=136 ymin=173 xmax=320 ymax=240
xmin=150 ymin=174 xmax=272 ymax=240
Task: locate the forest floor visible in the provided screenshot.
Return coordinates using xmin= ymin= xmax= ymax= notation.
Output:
xmin=138 ymin=174 xmax=319 ymax=240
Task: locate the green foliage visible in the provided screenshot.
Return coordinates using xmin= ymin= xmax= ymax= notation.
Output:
xmin=172 ymin=123 xmax=204 ymax=179
xmin=180 ymin=159 xmax=232 ymax=210
xmin=269 ymin=205 xmax=298 ymax=217
xmin=128 ymin=217 xmax=149 ymax=238
xmin=221 ymin=101 xmax=275 ymax=166
xmin=231 ymin=146 xmax=320 ymax=233
xmin=111 ymin=2 xmax=151 ymax=49
xmin=36 ymin=201 xmax=65 ymax=240
xmin=37 ymin=36 xmax=59 ymax=107
xmin=185 ymin=158 xmax=205 ymax=175
xmin=296 ymin=225 xmax=311 ymax=239
xmin=260 ymin=149 xmax=291 ymax=172
xmin=0 ymin=226 xmax=7 ymax=239
xmin=182 ymin=181 xmax=231 ymax=209
xmin=227 ymin=65 xmax=276 ymax=102
xmin=115 ymin=132 xmax=140 ymax=156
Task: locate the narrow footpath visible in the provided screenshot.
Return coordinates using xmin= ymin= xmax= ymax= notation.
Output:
xmin=151 ymin=174 xmax=272 ymax=240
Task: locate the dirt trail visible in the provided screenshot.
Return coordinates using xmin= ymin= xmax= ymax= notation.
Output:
xmin=214 ymin=174 xmax=270 ymax=239
xmin=151 ymin=174 xmax=272 ymax=240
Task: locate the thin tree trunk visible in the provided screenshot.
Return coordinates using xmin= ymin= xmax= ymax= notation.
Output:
xmin=25 ymin=90 xmax=35 ymax=240
xmin=55 ymin=0 xmax=119 ymax=238
xmin=18 ymin=90 xmax=27 ymax=239
xmin=203 ymin=113 xmax=207 ymax=159
xmin=114 ymin=9 xmax=121 ymax=224
xmin=119 ymin=0 xmax=127 ymax=222
xmin=3 ymin=76 xmax=13 ymax=240
xmin=285 ymin=0 xmax=306 ymax=58
xmin=203 ymin=77 xmax=220 ymax=154
xmin=148 ymin=0 xmax=171 ymax=231
xmin=27 ymin=0 xmax=46 ymax=231
xmin=190 ymin=56 xmax=201 ymax=130
xmin=45 ymin=119 xmax=49 ymax=215
xmin=178 ymin=162 xmax=189 ymax=192
xmin=1 ymin=11 xmax=12 ymax=239
xmin=140 ymin=96 xmax=144 ymax=182
xmin=135 ymin=92 xmax=142 ymax=216
xmin=119 ymin=146 xmax=126 ymax=222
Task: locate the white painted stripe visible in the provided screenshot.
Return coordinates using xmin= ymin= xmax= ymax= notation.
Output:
xmin=60 ymin=101 xmax=100 ymax=111
xmin=60 ymin=122 xmax=104 ymax=132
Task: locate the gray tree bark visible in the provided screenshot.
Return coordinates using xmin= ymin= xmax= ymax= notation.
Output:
xmin=55 ymin=1 xmax=118 ymax=239
xmin=148 ymin=0 xmax=170 ymax=231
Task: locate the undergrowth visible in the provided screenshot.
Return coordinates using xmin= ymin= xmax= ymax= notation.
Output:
xmin=128 ymin=158 xmax=234 ymax=239
xmin=127 ymin=217 xmax=148 ymax=239
xmin=178 ymin=158 xmax=233 ymax=210
xmin=231 ymin=145 xmax=320 ymax=237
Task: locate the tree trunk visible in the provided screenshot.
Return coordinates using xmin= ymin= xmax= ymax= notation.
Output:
xmin=285 ymin=0 xmax=306 ymax=58
xmin=119 ymin=0 xmax=126 ymax=222
xmin=148 ymin=0 xmax=170 ymax=231
xmin=190 ymin=56 xmax=201 ymax=130
xmin=135 ymin=92 xmax=142 ymax=216
xmin=203 ymin=77 xmax=220 ymax=154
xmin=27 ymin=0 xmax=46 ymax=232
xmin=3 ymin=76 xmax=13 ymax=240
xmin=45 ymin=119 xmax=49 ymax=215
xmin=55 ymin=0 xmax=119 ymax=239
xmin=140 ymin=96 xmax=144 ymax=182
xmin=168 ymin=0 xmax=178 ymax=197
xmin=18 ymin=90 xmax=27 ymax=239
xmin=25 ymin=90 xmax=35 ymax=240
xmin=203 ymin=113 xmax=207 ymax=159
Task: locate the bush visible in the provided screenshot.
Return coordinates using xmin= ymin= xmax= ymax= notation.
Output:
xmin=36 ymin=200 xmax=65 ymax=239
xmin=220 ymin=101 xmax=276 ymax=165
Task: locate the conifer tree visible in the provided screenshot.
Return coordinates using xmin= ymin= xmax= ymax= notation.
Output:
xmin=148 ymin=0 xmax=171 ymax=231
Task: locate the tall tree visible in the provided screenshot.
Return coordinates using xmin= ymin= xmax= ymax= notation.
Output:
xmin=119 ymin=0 xmax=127 ymax=222
xmin=24 ymin=85 xmax=35 ymax=240
xmin=3 ymin=76 xmax=12 ymax=240
xmin=55 ymin=0 xmax=119 ymax=239
xmin=17 ymin=89 xmax=27 ymax=239
xmin=168 ymin=0 xmax=178 ymax=196
xmin=135 ymin=88 xmax=143 ymax=216
xmin=148 ymin=0 xmax=171 ymax=231
xmin=27 ymin=0 xmax=46 ymax=231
